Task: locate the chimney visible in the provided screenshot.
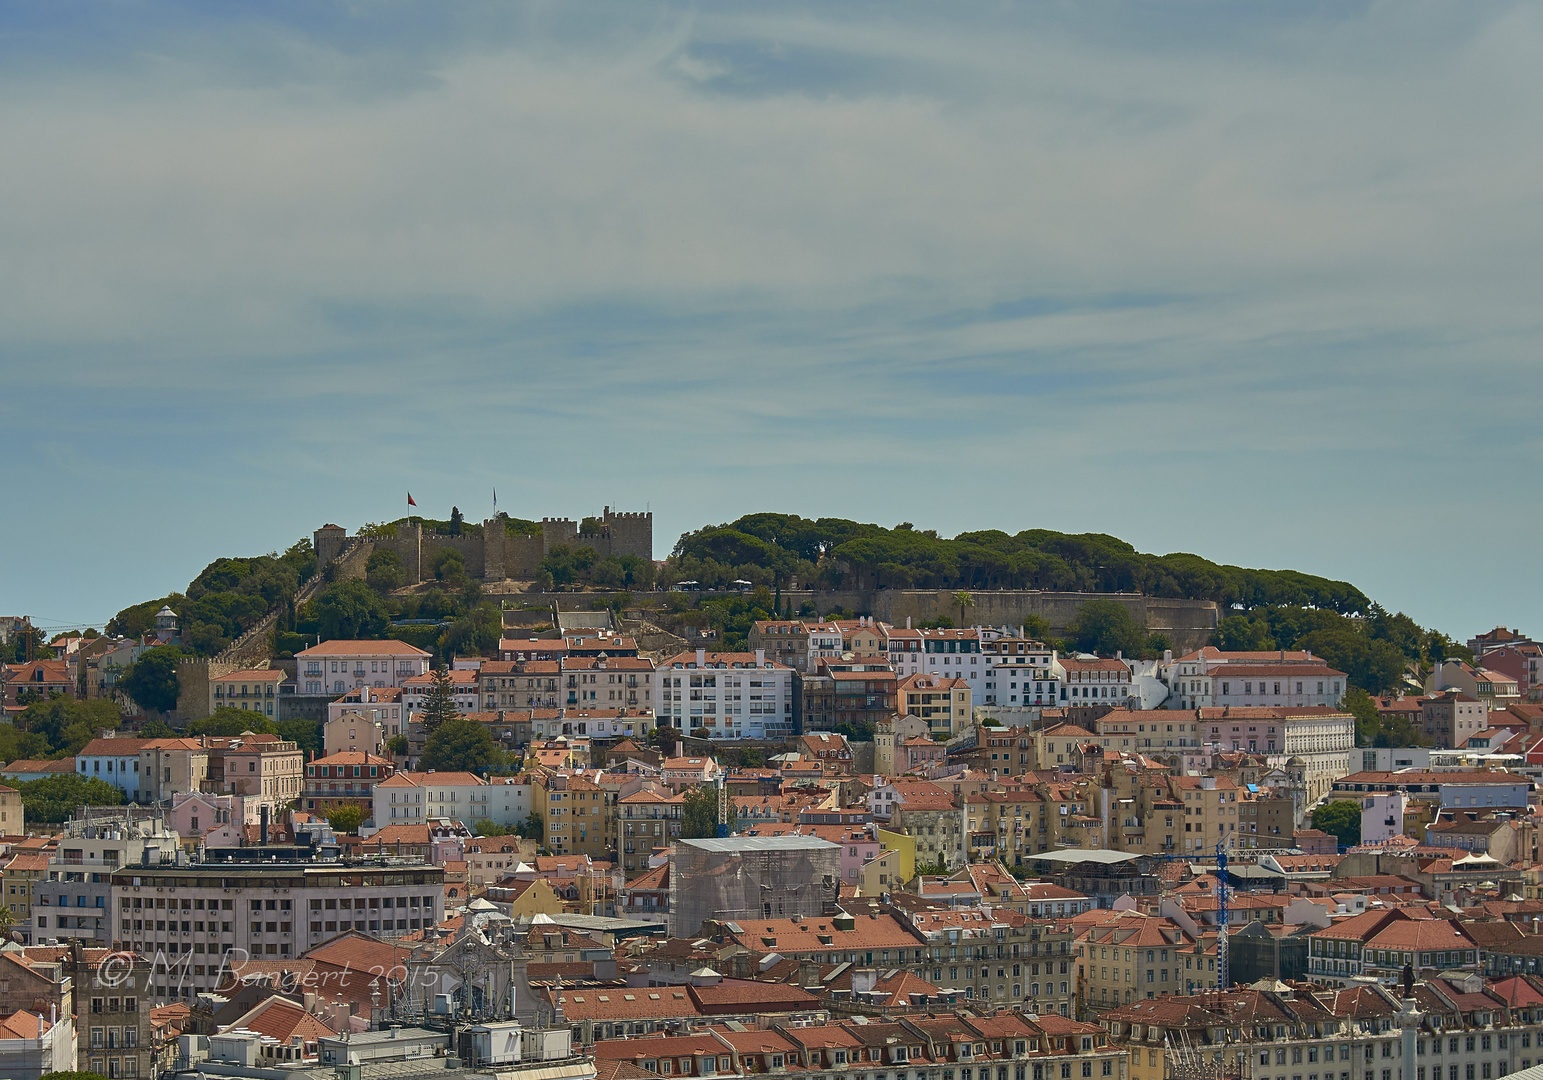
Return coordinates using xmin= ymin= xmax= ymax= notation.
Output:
xmin=260 ymin=804 xmax=270 ymax=846
xmin=755 ymin=649 xmax=765 ymax=666
xmin=696 ymin=648 xmax=706 ymax=667
xmin=906 ymin=617 xmax=912 ymax=630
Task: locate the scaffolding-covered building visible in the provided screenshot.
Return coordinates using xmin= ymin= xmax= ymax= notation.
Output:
xmin=669 ymin=836 xmax=840 ymax=938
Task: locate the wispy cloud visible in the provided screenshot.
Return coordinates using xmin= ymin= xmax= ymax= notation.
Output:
xmin=2 ymin=1 xmax=1540 ymax=633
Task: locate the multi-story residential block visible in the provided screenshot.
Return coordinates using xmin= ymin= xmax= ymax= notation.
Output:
xmin=301 ymin=751 xmax=394 ymax=816
xmin=874 ymin=714 xmax=933 ymax=775
xmin=1421 ymin=691 xmax=1492 ymax=748
xmin=1329 ymin=770 xmax=1533 ymax=807
xmin=915 ymin=628 xmax=987 ymax=701
xmin=747 ymin=620 xmax=813 ymax=671
xmin=478 ymin=660 xmax=563 ymax=710
xmin=375 ymin=770 xmax=482 ymax=826
xmin=711 ymin=903 xmax=1088 ymax=1018
xmin=796 ymin=658 xmax=897 ymax=734
xmin=618 ymin=787 xmax=684 ymax=877
xmin=1361 ymin=791 xmax=1409 ymax=846
xmin=1305 ymin=908 xmax=1479 ymax=985
xmin=1197 ymin=707 xmax=1355 ymax=807
xmin=532 ymin=771 xmax=615 ymax=860
xmin=207 ymin=669 xmax=284 ymax=718
xmin=294 ymin=640 xmax=431 ymax=696
xmin=48 ymin=946 xmax=156 ymax=1080
xmin=897 ymin=673 xmax=972 ymax=737
xmin=528 ymin=707 xmax=656 ymax=742
xmin=1074 ymin=910 xmax=1195 ymax=1010
xmin=654 ymin=650 xmax=794 ymax=740
xmin=1087 ymin=711 xmax=1205 ymax=771
xmin=1478 ymin=643 xmax=1543 ymax=701
xmin=323 ymin=710 xmax=385 ymax=757
xmin=1060 ymin=657 xmax=1135 ymax=706
xmin=1170 ymin=774 xmax=1244 ymax=853
xmin=891 ymin=791 xmax=964 ymax=870
xmin=138 ymin=740 xmax=211 ymax=804
xmin=74 ymin=739 xmax=151 ymax=799
xmin=400 ymin=667 xmax=478 ymax=715
xmin=109 ymin=857 xmax=445 ymax=1000
xmin=217 ymin=735 xmax=303 ymax=802
xmin=1160 ymin=646 xmax=1336 ymax=707
xmin=1427 ymin=660 xmax=1522 ymax=709
xmin=984 ymin=647 xmax=1064 ymax=707
xmin=0 ymin=659 xmax=74 ymax=707
xmin=3 ymin=845 xmax=51 ymax=940
xmin=33 ymin=810 xmax=181 ymax=945
xmin=560 ymin=656 xmax=656 ymax=710
xmin=979 ymin=638 xmax=1059 ymax=704
xmin=325 ymin=685 xmax=404 ymax=735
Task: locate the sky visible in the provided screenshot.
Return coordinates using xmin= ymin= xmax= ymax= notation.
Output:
xmin=2 ymin=1 xmax=1541 ymax=641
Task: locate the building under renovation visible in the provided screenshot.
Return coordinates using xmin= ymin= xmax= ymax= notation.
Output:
xmin=668 ymin=835 xmax=840 ymax=938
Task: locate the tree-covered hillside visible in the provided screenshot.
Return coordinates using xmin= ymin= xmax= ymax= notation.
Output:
xmin=669 ymin=514 xmax=1370 ymax=612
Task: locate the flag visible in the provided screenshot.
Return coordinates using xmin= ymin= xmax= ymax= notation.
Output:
xmin=493 ymin=486 xmax=498 ymax=509
xmin=407 ymin=492 xmax=417 ymax=507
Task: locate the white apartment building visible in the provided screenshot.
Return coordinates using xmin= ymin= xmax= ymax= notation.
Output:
xmin=654 ymin=649 xmax=794 ymax=740
xmin=1201 ymin=706 xmax=1354 ymax=808
xmin=375 ymin=771 xmax=482 ymax=826
xmin=1360 ymin=791 xmax=1408 ymax=846
xmin=528 ymin=708 xmax=655 ymax=742
xmin=915 ymin=628 xmax=987 ymax=701
xmin=109 ymin=859 xmax=445 ymax=1000
xmin=75 ymin=738 xmax=152 ymax=801
xmin=373 ymin=771 xmax=533 ymax=829
xmin=988 ymin=661 xmax=1063 ymax=707
xmin=980 ymin=638 xmax=1059 ymax=705
xmin=34 ymin=812 xmax=182 ymax=945
xmin=1060 ymin=656 xmax=1135 ymax=706
xmin=805 ymin=624 xmax=845 ymax=670
xmin=1160 ymin=647 xmax=1344 ymax=710
xmin=295 ymin=640 xmax=431 ymax=696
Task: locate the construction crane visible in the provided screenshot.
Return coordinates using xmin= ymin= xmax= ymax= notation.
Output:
xmin=1143 ymin=837 xmax=1232 ymax=993
xmin=716 ymin=775 xmax=729 ymax=838
xmin=1215 ymin=840 xmax=1229 ymax=994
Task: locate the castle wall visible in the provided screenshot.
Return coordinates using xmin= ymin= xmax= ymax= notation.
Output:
xmin=506 ymin=535 xmax=545 ymax=578
xmin=603 ymin=509 xmax=653 ymax=561
xmin=418 ymin=533 xmax=486 ymax=580
xmin=176 ymin=658 xmax=243 ymax=721
xmin=780 ymin=589 xmax=1219 ymax=652
xmin=317 ymin=509 xmax=650 ymax=585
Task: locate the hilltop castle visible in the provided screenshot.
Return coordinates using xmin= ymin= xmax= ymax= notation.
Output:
xmin=314 ymin=507 xmax=652 ymax=584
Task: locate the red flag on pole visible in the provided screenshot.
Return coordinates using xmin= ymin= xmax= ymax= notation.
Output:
xmin=407 ymin=492 xmax=417 ymax=507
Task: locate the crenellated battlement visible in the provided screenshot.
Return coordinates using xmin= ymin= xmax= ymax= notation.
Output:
xmin=315 ymin=505 xmax=652 ymax=584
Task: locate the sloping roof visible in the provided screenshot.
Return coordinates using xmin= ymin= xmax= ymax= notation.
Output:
xmin=296 ymin=640 xmax=431 ymax=657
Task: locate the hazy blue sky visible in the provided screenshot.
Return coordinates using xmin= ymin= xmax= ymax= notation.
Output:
xmin=3 ymin=2 xmax=1540 ymax=640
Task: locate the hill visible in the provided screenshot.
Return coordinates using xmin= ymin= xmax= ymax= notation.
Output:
xmin=669 ymin=514 xmax=1369 ymax=612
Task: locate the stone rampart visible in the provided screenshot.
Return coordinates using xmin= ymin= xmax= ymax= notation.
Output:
xmin=782 ymin=589 xmax=1218 ymax=652
xmin=176 ymin=657 xmax=246 ymax=722
xmin=317 ymin=510 xmax=651 ymax=584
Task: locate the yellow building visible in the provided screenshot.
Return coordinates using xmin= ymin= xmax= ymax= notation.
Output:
xmin=533 ymin=771 xmax=614 ymax=859
xmin=0 ymin=785 xmax=19 ymax=831
xmin=491 ymin=877 xmax=566 ymax=921
xmin=897 ymin=674 xmax=973 ymax=737
xmin=873 ymin=827 xmax=916 ymax=882
xmin=1075 ymin=911 xmax=1194 ymax=1012
xmin=2 ymin=846 xmax=50 ymax=934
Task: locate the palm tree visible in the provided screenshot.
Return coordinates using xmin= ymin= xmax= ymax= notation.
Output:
xmin=953 ymin=590 xmax=975 ymax=629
